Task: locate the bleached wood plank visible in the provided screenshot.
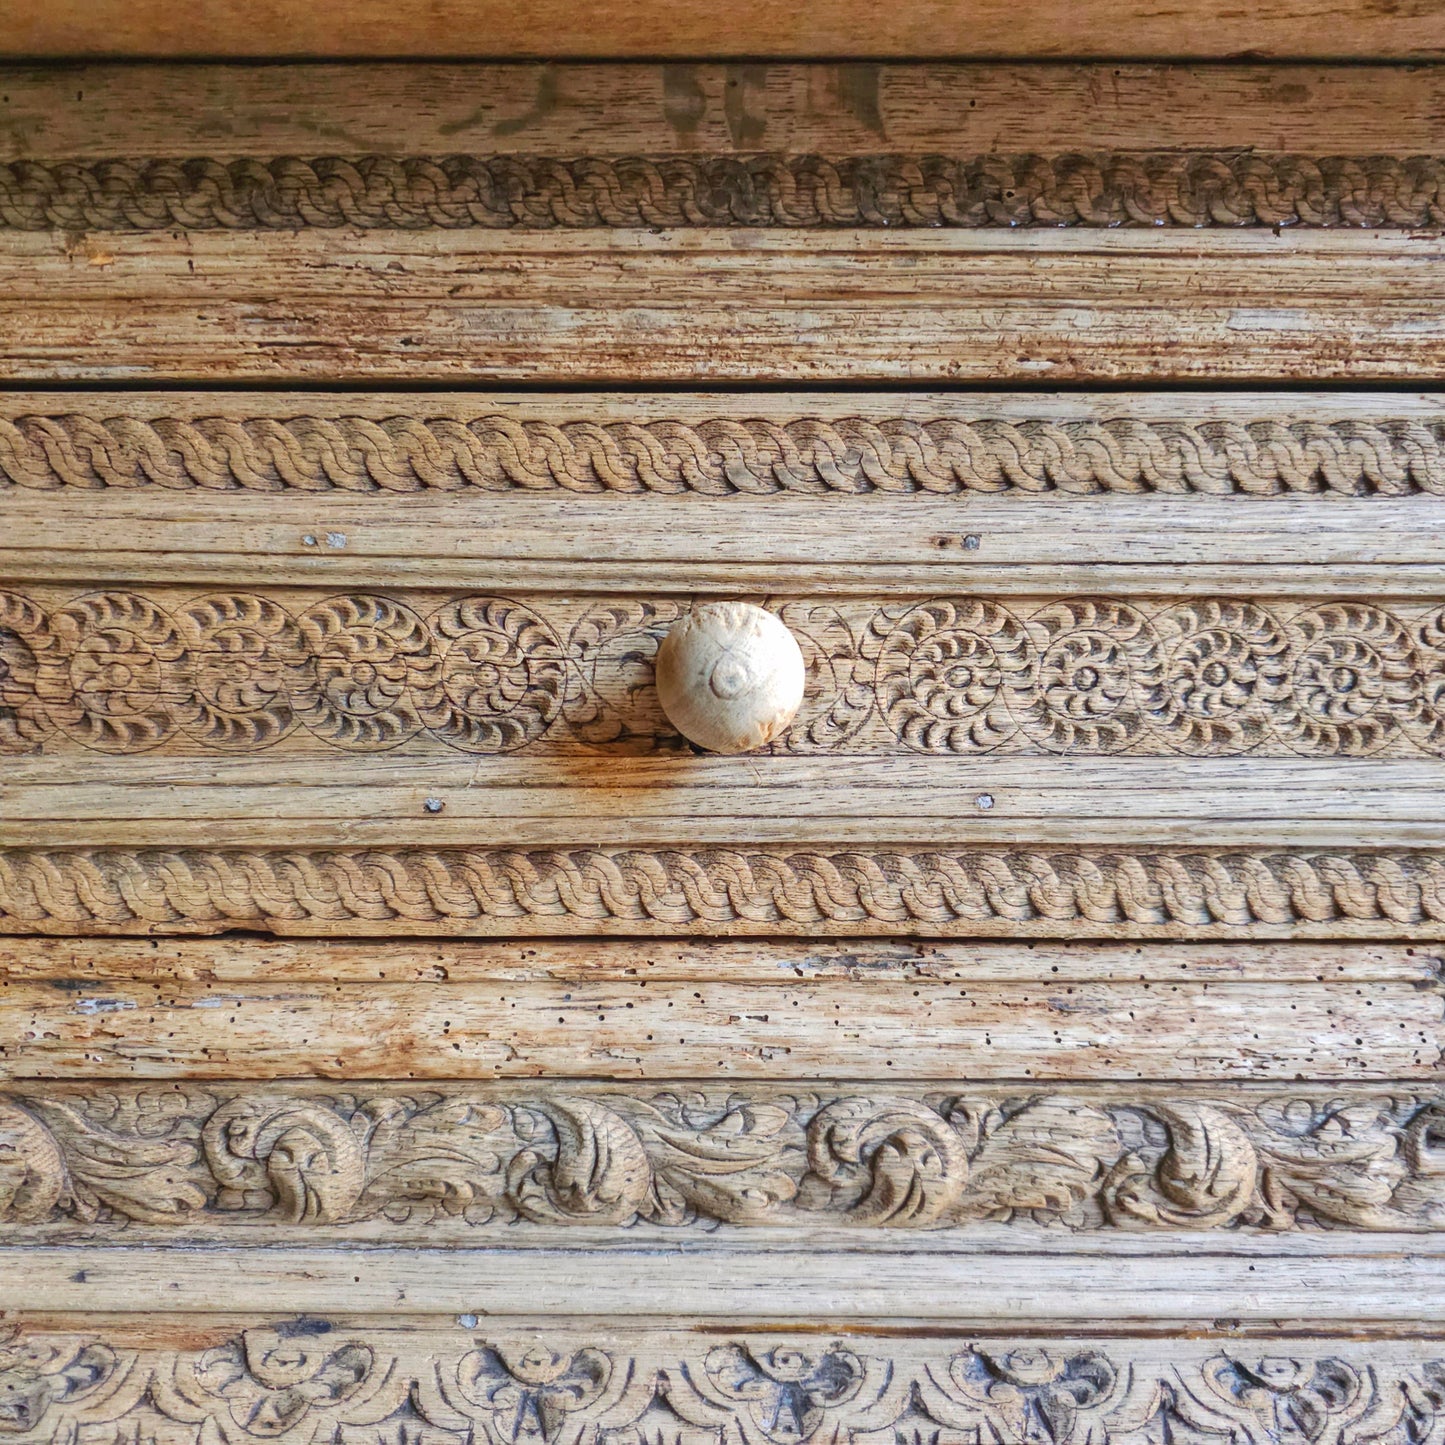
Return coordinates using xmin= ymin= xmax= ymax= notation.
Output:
xmin=3 ymin=936 xmax=1427 ymax=985
xmin=2 ymin=939 xmax=1436 ymax=1080
xmin=2 ymin=230 xmax=1443 ymax=383
xmin=5 ymin=1237 xmax=1445 ymax=1320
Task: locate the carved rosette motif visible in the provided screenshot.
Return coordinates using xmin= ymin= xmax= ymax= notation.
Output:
xmin=1 ymin=153 xmax=1443 ymax=230
xmin=6 ymin=590 xmax=1445 ymax=758
xmin=2 ymin=1326 xmax=1445 ymax=1445
xmin=4 ymin=413 xmax=1445 ymax=496
xmin=2 ymin=1086 xmax=1445 ymax=1234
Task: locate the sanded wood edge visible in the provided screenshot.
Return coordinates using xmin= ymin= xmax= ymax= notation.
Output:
xmin=4 ymin=1240 xmax=1445 ymax=1319
xmin=1 ymin=1315 xmax=1444 ymax=1445
xmin=2 ymin=845 xmax=1444 ymax=938
xmin=2 ymin=1081 xmax=1444 ymax=1236
xmin=3 ymin=936 xmax=1430 ymax=983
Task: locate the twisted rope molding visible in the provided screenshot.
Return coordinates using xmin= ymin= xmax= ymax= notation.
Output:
xmin=4 ymin=412 xmax=1445 ymax=496
xmin=2 ymin=152 xmax=1444 ymax=229
xmin=2 ymin=848 xmax=1443 ymax=935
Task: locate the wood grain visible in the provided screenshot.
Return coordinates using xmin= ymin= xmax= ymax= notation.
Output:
xmin=5 ymin=64 xmax=1445 ymax=159
xmin=5 ymin=1238 xmax=1445 ymax=1320
xmin=3 ymin=230 xmax=1443 ymax=383
xmin=3 ymin=3 xmax=1442 ymax=61
xmin=4 ymin=945 xmax=1436 ymax=1079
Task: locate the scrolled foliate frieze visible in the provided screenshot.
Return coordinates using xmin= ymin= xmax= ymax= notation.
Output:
xmin=5 ymin=589 xmax=1445 ymax=759
xmin=2 ymin=1084 xmax=1445 ymax=1234
xmin=1 ymin=152 xmax=1443 ymax=230
xmin=3 ymin=411 xmax=1445 ymax=496
xmin=3 ymin=1324 xmax=1445 ymax=1445
xmin=2 ymin=846 xmax=1444 ymax=936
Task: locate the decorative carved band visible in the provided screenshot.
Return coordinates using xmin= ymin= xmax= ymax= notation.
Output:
xmin=2 ymin=1324 xmax=1443 ymax=1445
xmin=1 ymin=847 xmax=1442 ymax=935
xmin=2 ymin=153 xmax=1443 ymax=229
xmin=4 ymin=411 xmax=1445 ymax=496
xmin=3 ymin=1084 xmax=1445 ymax=1233
xmin=5 ymin=590 xmax=1445 ymax=759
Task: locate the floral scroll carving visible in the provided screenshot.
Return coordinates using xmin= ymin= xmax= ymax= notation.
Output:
xmin=3 ymin=1086 xmax=1445 ymax=1236
xmin=6 ymin=589 xmax=1445 ymax=760
xmin=3 ymin=1325 xmax=1445 ymax=1445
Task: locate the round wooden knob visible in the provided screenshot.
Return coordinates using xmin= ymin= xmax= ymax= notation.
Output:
xmin=655 ymin=603 xmax=806 ymax=753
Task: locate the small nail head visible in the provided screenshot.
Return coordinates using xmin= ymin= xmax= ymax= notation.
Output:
xmin=301 ymin=534 xmax=317 ymax=547
xmin=963 ymin=534 xmax=981 ymax=551
xmin=424 ymin=797 xmax=444 ymax=814
xmin=975 ymin=792 xmax=995 ymax=810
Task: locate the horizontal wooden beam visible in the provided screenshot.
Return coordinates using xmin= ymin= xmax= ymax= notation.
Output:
xmin=5 ymin=1238 xmax=1445 ymax=1320
xmin=3 ymin=230 xmax=1442 ymax=383
xmin=3 ymin=4 xmax=1443 ymax=61
xmin=6 ymin=63 xmax=1445 ymax=158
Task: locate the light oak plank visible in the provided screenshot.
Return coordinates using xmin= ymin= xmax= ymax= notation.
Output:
xmin=3 ymin=937 xmax=1429 ymax=985
xmin=2 ymin=230 xmax=1443 ymax=382
xmin=4 ymin=1238 xmax=1445 ymax=1320
xmin=2 ymin=957 xmax=1436 ymax=1080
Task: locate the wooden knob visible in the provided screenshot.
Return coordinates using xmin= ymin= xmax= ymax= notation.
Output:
xmin=655 ymin=603 xmax=806 ymax=754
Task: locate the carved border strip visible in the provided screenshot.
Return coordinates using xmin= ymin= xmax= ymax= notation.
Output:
xmin=3 ymin=153 xmax=1444 ymax=229
xmin=4 ymin=1084 xmax=1444 ymax=1233
xmin=6 ymin=590 xmax=1445 ymax=760
xmin=2 ymin=847 xmax=1443 ymax=935
xmin=3 ymin=1324 xmax=1444 ymax=1445
xmin=4 ymin=411 xmax=1444 ymax=495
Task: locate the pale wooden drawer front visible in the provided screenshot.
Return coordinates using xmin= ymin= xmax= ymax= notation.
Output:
xmin=0 ymin=59 xmax=1443 ymax=1445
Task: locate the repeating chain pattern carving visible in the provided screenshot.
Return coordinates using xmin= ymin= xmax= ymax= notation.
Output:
xmin=5 ymin=590 xmax=1445 ymax=758
xmin=3 ymin=1085 xmax=1445 ymax=1233
xmin=5 ymin=411 xmax=1445 ymax=496
xmin=3 ymin=152 xmax=1444 ymax=229
xmin=2 ymin=847 xmax=1443 ymax=935
xmin=3 ymin=1326 xmax=1445 ymax=1445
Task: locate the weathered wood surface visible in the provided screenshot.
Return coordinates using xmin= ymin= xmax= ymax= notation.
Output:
xmin=5 ymin=1317 xmax=1445 ymax=1445
xmin=5 ymin=392 xmax=1445 ymax=591
xmin=7 ymin=64 xmax=1445 ymax=159
xmin=3 ymin=937 xmax=1436 ymax=1081
xmin=4 ymin=3 xmax=1443 ymax=61
xmin=5 ymin=1235 xmax=1445 ymax=1320
xmin=3 ymin=231 xmax=1443 ymax=383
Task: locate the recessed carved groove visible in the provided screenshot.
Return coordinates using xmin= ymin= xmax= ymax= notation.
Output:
xmin=1 ymin=1324 xmax=1444 ymax=1445
xmin=5 ymin=412 xmax=1445 ymax=495
xmin=2 ymin=153 xmax=1443 ymax=229
xmin=2 ymin=1083 xmax=1445 ymax=1233
xmin=1 ymin=846 xmax=1442 ymax=936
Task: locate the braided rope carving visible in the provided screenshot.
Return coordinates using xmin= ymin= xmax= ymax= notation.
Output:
xmin=2 ymin=848 xmax=1441 ymax=934
xmin=1 ymin=153 xmax=1443 ymax=229
xmin=4 ymin=412 xmax=1444 ymax=496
